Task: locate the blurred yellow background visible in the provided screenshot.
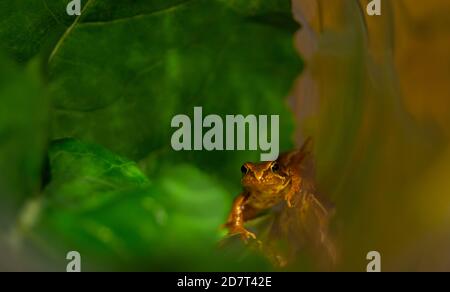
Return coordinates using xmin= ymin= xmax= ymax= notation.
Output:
xmin=291 ymin=0 xmax=450 ymax=271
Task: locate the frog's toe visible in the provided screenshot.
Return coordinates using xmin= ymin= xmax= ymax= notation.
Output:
xmin=244 ymin=230 xmax=256 ymax=240
xmin=228 ymin=226 xmax=256 ymax=243
xmin=240 ymin=231 xmax=256 ymax=244
xmin=285 ymin=196 xmax=294 ymax=208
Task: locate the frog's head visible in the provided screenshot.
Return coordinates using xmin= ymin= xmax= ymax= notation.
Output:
xmin=240 ymin=160 xmax=290 ymax=193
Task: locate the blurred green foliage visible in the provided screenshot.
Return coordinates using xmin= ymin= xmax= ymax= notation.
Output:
xmin=0 ymin=54 xmax=48 ymax=227
xmin=32 ymin=138 xmax=268 ymax=271
xmin=0 ymin=0 xmax=301 ymax=270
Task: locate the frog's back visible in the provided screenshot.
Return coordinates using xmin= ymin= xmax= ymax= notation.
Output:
xmin=278 ymin=137 xmax=314 ymax=175
xmin=284 ymin=138 xmax=335 ymax=213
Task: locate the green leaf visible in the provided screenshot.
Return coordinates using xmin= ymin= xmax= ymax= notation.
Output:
xmin=0 ymin=54 xmax=48 ymax=226
xmin=44 ymin=138 xmax=151 ymax=211
xmin=44 ymin=0 xmax=301 ymax=179
xmin=0 ymin=0 xmax=301 ymax=183
xmin=30 ymin=139 xmax=255 ymax=271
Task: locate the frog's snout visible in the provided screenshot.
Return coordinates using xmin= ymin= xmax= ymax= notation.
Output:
xmin=253 ymin=171 xmax=264 ymax=181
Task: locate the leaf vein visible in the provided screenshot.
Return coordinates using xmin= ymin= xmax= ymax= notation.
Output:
xmin=48 ymin=0 xmax=94 ymax=64
xmin=78 ymin=0 xmax=196 ymax=27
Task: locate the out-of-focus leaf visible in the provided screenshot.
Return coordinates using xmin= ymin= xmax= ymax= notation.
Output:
xmin=29 ymin=139 xmax=264 ymax=271
xmin=44 ymin=138 xmax=151 ymax=211
xmin=0 ymin=54 xmax=48 ymax=227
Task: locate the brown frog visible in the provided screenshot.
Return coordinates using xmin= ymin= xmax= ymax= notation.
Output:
xmin=223 ymin=138 xmax=330 ymax=243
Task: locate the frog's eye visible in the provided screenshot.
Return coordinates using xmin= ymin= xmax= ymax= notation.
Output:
xmin=241 ymin=164 xmax=248 ymax=175
xmin=271 ymin=162 xmax=280 ymax=172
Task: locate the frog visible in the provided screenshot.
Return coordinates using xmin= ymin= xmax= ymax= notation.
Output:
xmin=223 ymin=137 xmax=329 ymax=242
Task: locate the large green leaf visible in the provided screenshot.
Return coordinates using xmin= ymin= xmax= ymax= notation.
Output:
xmin=0 ymin=0 xmax=301 ymax=180
xmin=45 ymin=0 xmax=300 ymax=178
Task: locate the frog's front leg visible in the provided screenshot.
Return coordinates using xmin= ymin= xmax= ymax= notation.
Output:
xmin=284 ymin=175 xmax=301 ymax=208
xmin=224 ymin=193 xmax=256 ymax=242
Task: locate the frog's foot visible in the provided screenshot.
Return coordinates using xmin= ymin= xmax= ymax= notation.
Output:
xmin=284 ymin=192 xmax=295 ymax=208
xmin=227 ymin=226 xmax=256 ymax=243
